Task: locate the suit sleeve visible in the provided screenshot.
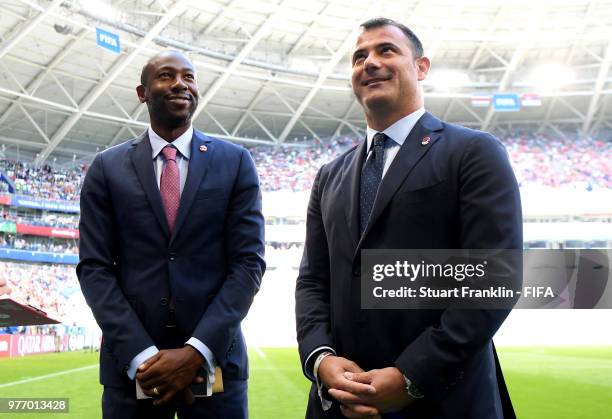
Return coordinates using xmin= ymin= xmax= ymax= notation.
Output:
xmin=191 ymin=148 xmax=266 ymax=358
xmin=295 ymin=166 xmax=335 ymax=379
xmin=395 ymin=133 xmax=523 ymax=402
xmin=77 ymin=153 xmax=155 ymax=372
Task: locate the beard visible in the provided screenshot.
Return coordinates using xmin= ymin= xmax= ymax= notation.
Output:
xmin=147 ymin=94 xmax=197 ymax=128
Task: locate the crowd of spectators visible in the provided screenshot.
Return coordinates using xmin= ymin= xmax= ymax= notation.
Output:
xmin=0 ymin=208 xmax=79 ymax=230
xmin=505 ymin=133 xmax=612 ymax=190
xmin=0 ymin=234 xmax=77 ymax=254
xmin=246 ymin=137 xmax=359 ymax=191
xmin=0 ymin=133 xmax=610 ymax=200
xmin=0 ymin=261 xmax=84 ymax=321
xmin=0 ymin=160 xmax=85 ymax=201
xmin=0 ymin=134 xmax=608 ymax=342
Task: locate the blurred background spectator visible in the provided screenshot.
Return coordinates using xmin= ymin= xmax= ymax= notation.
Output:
xmin=0 ymin=276 xmax=10 ymax=295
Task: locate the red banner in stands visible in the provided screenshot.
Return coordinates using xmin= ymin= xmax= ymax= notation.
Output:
xmin=0 ymin=194 xmax=10 ymax=205
xmin=0 ymin=334 xmax=82 ymax=358
xmin=15 ymin=224 xmax=79 ymax=239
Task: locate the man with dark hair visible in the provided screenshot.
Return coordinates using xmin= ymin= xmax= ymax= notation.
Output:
xmin=296 ymin=18 xmax=521 ymax=419
xmin=78 ymin=50 xmax=265 ymax=418
xmin=360 ymin=17 xmax=424 ymax=58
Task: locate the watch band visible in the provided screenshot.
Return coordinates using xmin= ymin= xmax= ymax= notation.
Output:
xmin=313 ymin=351 xmax=334 ymax=379
xmin=403 ymin=375 xmax=424 ymax=399
xmin=313 ymin=351 xmax=334 ymax=411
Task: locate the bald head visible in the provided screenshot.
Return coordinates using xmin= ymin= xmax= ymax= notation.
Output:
xmin=136 ymin=49 xmax=199 ymax=137
xmin=140 ymin=50 xmax=194 ymax=86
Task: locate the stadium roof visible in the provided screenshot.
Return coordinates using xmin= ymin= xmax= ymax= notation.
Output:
xmin=1 ymin=0 xmax=612 ymax=165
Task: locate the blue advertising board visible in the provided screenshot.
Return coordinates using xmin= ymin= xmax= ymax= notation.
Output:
xmin=96 ymin=27 xmax=121 ymax=54
xmin=492 ymin=93 xmax=521 ymax=112
xmin=0 ymin=248 xmax=78 ymax=265
xmin=11 ymin=195 xmax=80 ymax=213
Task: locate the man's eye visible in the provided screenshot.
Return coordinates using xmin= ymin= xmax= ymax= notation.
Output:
xmin=184 ymin=74 xmax=195 ymax=80
xmin=353 ymin=55 xmax=365 ymax=64
xmin=159 ymin=73 xmax=171 ymax=79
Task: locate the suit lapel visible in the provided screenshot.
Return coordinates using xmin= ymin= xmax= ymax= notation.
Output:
xmin=341 ymin=140 xmax=368 ymax=250
xmin=356 ymin=112 xmax=444 ymax=252
xmin=171 ymin=130 xmax=214 ymax=242
xmin=130 ymin=131 xmax=170 ymax=239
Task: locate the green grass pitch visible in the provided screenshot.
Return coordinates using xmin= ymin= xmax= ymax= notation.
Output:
xmin=0 ymin=347 xmax=610 ymax=418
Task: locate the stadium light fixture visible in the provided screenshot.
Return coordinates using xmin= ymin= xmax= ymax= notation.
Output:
xmin=423 ymin=70 xmax=470 ymax=91
xmin=527 ymin=64 xmax=576 ymax=91
xmin=79 ymin=0 xmax=119 ymax=21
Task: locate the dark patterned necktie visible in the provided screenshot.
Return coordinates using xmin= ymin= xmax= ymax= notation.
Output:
xmin=359 ymin=132 xmax=388 ymax=235
xmin=160 ymin=145 xmax=180 ymax=233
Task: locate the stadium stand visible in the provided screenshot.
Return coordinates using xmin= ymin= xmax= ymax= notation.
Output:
xmin=505 ymin=133 xmax=612 ymax=190
xmin=0 ymin=160 xmax=84 ymax=202
xmin=0 ymin=261 xmax=84 ymax=323
xmin=1 ymin=134 xmax=610 ymax=199
xmin=0 ymin=135 xmax=610 ymax=338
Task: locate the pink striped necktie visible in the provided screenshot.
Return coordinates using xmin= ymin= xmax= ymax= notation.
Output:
xmin=160 ymin=145 xmax=180 ymax=233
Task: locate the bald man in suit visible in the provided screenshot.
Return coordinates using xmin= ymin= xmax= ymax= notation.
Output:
xmin=78 ymin=50 xmax=265 ymax=419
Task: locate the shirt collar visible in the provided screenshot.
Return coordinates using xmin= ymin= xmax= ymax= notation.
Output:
xmin=366 ymin=107 xmax=426 ymax=151
xmin=149 ymin=125 xmax=193 ymax=160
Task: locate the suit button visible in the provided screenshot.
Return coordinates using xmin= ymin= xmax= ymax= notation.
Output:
xmin=168 ymin=252 xmax=176 ymax=261
xmin=160 ymin=298 xmax=168 ymax=306
xmin=353 ymin=268 xmax=361 ymax=276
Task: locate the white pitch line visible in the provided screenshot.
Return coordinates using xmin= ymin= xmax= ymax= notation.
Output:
xmin=253 ymin=347 xmax=267 ymax=358
xmin=0 ymin=364 xmax=98 ymax=388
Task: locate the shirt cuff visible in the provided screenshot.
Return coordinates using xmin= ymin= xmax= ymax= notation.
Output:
xmin=304 ymin=346 xmax=335 ymax=381
xmin=186 ymin=337 xmax=218 ymax=397
xmin=185 ymin=337 xmax=218 ymax=373
xmin=127 ymin=345 xmax=159 ymax=380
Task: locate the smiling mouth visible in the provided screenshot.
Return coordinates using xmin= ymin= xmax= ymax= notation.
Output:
xmin=363 ymin=78 xmax=390 ymax=86
xmin=167 ymin=96 xmax=192 ymax=102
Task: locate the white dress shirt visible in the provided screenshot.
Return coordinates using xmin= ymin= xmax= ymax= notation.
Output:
xmin=149 ymin=126 xmax=192 ymax=194
xmin=365 ymin=107 xmax=426 ymax=177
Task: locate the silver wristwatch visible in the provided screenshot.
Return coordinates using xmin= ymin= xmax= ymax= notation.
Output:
xmin=403 ymin=376 xmax=424 ymax=399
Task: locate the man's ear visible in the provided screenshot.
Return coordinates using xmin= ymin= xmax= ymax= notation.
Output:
xmin=416 ymin=56 xmax=431 ymax=81
xmin=136 ymin=85 xmax=147 ymax=103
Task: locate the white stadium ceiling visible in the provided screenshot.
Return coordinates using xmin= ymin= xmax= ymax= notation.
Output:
xmin=1 ymin=0 xmax=612 ymax=164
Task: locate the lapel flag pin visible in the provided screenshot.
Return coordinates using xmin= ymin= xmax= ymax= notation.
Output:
xmin=199 ymin=145 xmax=208 ymax=152
xmin=421 ymin=136 xmax=431 ymax=146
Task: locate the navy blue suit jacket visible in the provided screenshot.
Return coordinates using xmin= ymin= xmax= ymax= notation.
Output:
xmin=77 ymin=129 xmax=265 ymax=389
xmin=296 ymin=112 xmax=522 ymax=418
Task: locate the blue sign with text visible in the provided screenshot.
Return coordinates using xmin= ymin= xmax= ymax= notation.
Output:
xmin=96 ymin=27 xmax=121 ymax=54
xmin=12 ymin=195 xmax=80 ymax=213
xmin=492 ymin=93 xmax=521 ymax=112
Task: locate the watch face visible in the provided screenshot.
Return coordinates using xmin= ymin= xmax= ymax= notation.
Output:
xmin=409 ymin=383 xmax=424 ymax=398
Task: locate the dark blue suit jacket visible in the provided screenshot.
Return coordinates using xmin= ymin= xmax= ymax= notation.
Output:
xmin=296 ymin=113 xmax=522 ymax=418
xmin=77 ymin=129 xmax=265 ymax=389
